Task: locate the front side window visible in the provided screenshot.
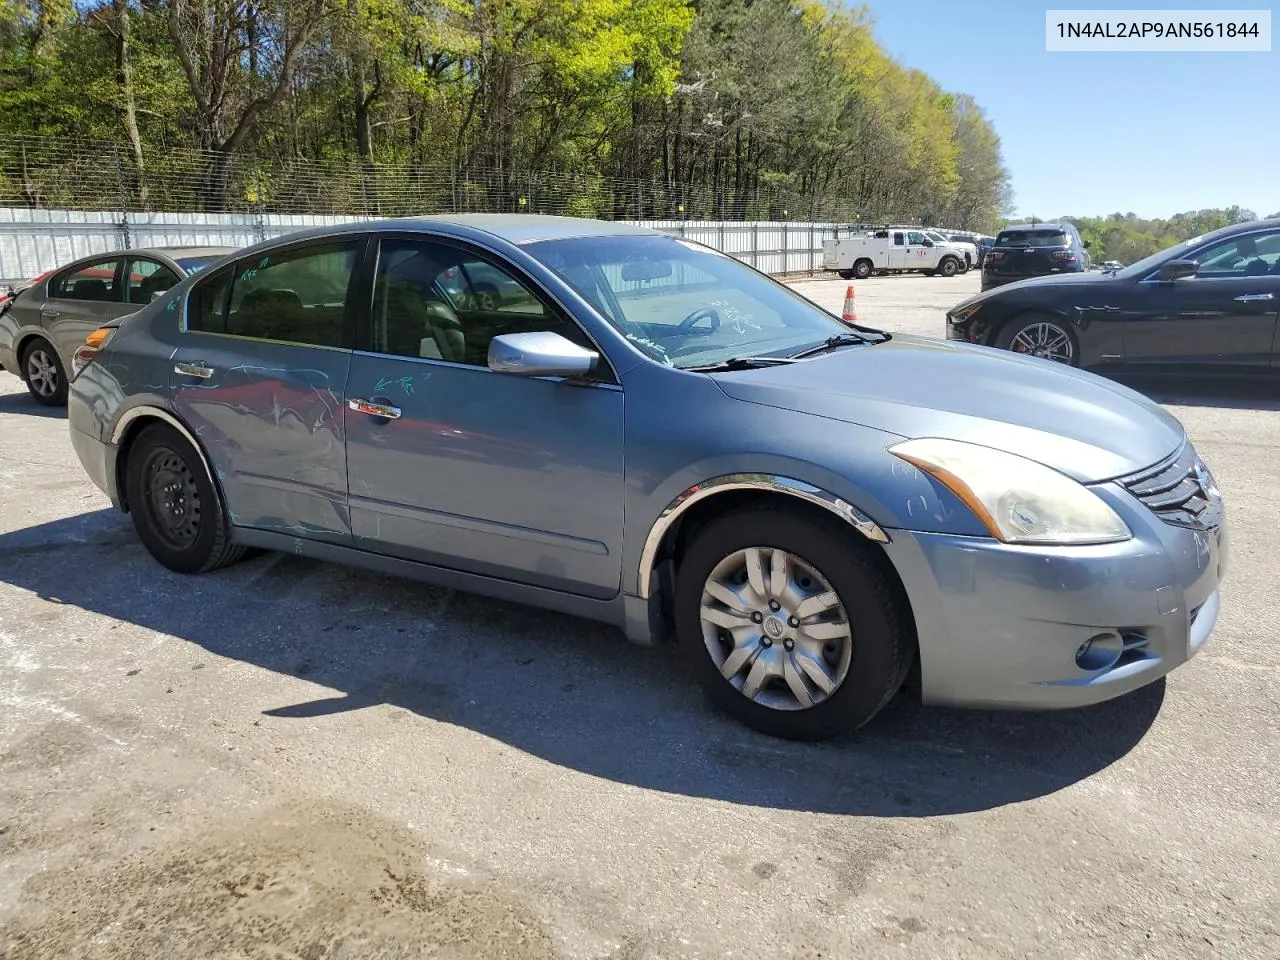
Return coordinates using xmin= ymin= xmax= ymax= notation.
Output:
xmin=1189 ymin=231 xmax=1280 ymax=278
xmin=222 ymin=241 xmax=359 ymax=347
xmin=907 ymin=231 xmax=926 ymax=245
xmin=126 ymin=258 xmax=181 ymax=304
xmin=371 ymin=238 xmax=569 ymax=365
xmin=51 ymin=259 xmax=120 ymax=302
xmin=526 ymin=234 xmax=856 ymax=370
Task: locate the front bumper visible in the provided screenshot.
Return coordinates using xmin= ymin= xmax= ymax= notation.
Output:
xmin=882 ymin=480 xmax=1226 ymax=710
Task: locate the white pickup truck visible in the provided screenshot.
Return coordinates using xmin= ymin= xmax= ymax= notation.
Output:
xmin=822 ymin=228 xmax=968 ymax=280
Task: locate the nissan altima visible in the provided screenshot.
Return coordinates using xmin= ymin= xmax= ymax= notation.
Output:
xmin=65 ymin=215 xmax=1227 ymax=740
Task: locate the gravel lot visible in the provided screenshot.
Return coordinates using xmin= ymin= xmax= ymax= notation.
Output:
xmin=2 ymin=271 xmax=1278 ymax=959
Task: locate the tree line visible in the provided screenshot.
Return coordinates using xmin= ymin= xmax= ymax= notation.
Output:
xmin=0 ymin=0 xmax=1012 ymax=226
xmin=1018 ymin=208 xmax=1278 ymax=265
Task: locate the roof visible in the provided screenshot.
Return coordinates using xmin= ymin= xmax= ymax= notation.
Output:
xmin=135 ymin=245 xmax=238 ymax=258
xmin=998 ymin=223 xmax=1073 ymax=232
xmin=373 ymin=214 xmax=658 ymax=245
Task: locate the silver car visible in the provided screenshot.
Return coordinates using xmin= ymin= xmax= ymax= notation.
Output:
xmin=0 ymin=246 xmax=235 ymax=405
xmin=65 ymin=216 xmax=1227 ymax=740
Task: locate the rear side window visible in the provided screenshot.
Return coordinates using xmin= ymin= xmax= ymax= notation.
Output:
xmin=51 ymin=259 xmax=121 ymax=301
xmin=995 ymin=230 xmax=1070 ymax=247
xmin=224 ymin=241 xmax=359 ymax=347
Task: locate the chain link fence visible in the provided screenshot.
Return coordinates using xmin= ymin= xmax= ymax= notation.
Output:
xmin=0 ymin=135 xmax=880 ymax=222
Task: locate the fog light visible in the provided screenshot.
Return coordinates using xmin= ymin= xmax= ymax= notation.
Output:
xmin=1075 ymin=631 xmax=1124 ymax=671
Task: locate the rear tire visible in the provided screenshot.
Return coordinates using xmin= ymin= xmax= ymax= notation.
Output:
xmin=124 ymin=423 xmax=245 ymax=573
xmin=674 ymin=504 xmax=914 ymax=741
xmin=852 ymin=259 xmax=873 ymax=281
xmin=21 ymin=337 xmax=67 ymax=406
xmin=937 ymin=257 xmax=959 ymax=278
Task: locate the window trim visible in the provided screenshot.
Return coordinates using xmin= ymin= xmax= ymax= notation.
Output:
xmin=361 ymin=231 xmax=621 ymax=386
xmin=179 ymin=235 xmax=369 ymax=349
xmin=49 ymin=256 xmax=126 ymax=304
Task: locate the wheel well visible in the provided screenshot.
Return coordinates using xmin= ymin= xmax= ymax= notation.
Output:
xmin=15 ymin=332 xmax=50 ymax=366
xmin=649 ymin=489 xmax=919 ymax=674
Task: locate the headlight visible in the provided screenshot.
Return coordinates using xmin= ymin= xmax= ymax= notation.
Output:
xmin=889 ymin=438 xmax=1131 ymax=544
xmin=948 ymin=302 xmax=983 ymax=323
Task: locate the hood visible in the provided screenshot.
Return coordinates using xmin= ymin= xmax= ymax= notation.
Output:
xmin=950 ymin=269 xmax=1112 ymax=312
xmin=711 ymin=334 xmax=1183 ymax=482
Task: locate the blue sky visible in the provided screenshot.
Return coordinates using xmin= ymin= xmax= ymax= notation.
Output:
xmin=865 ymin=0 xmax=1279 ymax=220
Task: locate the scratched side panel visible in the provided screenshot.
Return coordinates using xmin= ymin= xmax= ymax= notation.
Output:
xmin=168 ymin=337 xmax=354 ymax=545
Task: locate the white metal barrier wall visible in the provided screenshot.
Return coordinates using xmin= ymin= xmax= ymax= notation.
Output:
xmin=0 ymin=208 xmax=842 ymax=284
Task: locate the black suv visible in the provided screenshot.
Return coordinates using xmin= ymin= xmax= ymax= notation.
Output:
xmin=981 ymin=222 xmax=1090 ymax=291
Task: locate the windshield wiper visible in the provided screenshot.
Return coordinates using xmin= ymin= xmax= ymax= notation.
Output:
xmin=787 ymin=332 xmax=870 ymax=359
xmin=687 ymin=356 xmax=800 ymax=372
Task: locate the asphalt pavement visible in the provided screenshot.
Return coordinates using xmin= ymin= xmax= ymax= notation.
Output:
xmin=1 ymin=271 xmax=1277 ymax=959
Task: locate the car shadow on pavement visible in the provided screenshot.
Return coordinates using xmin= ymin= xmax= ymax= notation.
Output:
xmin=0 ymin=386 xmax=65 ymax=418
xmin=1112 ymin=373 xmax=1280 ymax=411
xmin=0 ymin=510 xmax=1165 ymax=818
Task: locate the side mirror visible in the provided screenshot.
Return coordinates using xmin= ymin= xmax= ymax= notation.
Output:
xmin=1158 ymin=259 xmax=1199 ymax=281
xmin=488 ymin=331 xmax=598 ymax=378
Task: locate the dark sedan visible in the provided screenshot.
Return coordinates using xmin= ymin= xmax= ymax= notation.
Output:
xmin=947 ymin=218 xmax=1280 ymax=373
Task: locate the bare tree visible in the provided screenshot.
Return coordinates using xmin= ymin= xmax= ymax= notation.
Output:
xmin=164 ymin=0 xmax=332 ymax=209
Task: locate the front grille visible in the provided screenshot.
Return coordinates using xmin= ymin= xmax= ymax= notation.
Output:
xmin=1118 ymin=442 xmax=1219 ymax=531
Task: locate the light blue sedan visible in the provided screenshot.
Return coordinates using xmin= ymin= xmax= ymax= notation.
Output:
xmin=65 ymin=215 xmax=1227 ymax=740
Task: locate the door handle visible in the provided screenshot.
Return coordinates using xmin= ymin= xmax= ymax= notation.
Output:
xmin=40 ymin=309 xmax=60 ymax=319
xmin=347 ymin=397 xmax=401 ymax=420
xmin=1234 ymin=293 xmax=1274 ymax=302
xmin=173 ymin=361 xmax=214 ymax=379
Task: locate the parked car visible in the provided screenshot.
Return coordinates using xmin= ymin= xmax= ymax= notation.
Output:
xmin=66 ymin=215 xmax=1225 ymax=740
xmin=0 ymin=246 xmax=235 ymax=405
xmin=822 ymin=228 xmax=965 ymax=279
xmin=981 ymin=222 xmax=1091 ymax=291
xmin=923 ymin=230 xmax=976 ymax=271
xmin=947 ymin=217 xmax=1280 ymax=373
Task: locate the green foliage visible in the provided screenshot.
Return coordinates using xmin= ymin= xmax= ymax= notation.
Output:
xmin=0 ymin=0 xmax=1012 ymax=224
xmin=1047 ymin=208 xmax=1261 ymax=263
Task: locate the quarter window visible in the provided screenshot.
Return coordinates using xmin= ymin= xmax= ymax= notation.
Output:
xmin=1191 ymin=231 xmax=1280 ymax=279
xmin=371 ymin=239 xmax=570 ymax=366
xmin=51 ymin=259 xmax=120 ymax=302
xmin=126 ymin=258 xmax=181 ymax=304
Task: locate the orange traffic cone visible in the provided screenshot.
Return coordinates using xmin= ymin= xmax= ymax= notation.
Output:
xmin=842 ymin=285 xmax=858 ymax=324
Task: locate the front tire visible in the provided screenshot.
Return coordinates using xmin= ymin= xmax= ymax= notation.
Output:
xmin=995 ymin=315 xmax=1080 ymax=366
xmin=937 ymin=257 xmax=959 ymax=278
xmin=124 ymin=424 xmax=245 ymax=573
xmin=675 ymin=505 xmax=914 ymax=741
xmin=21 ymin=337 xmax=67 ymax=406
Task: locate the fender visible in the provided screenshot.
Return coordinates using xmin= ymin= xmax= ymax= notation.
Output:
xmin=636 ymin=472 xmax=889 ymax=600
xmin=110 ymin=404 xmax=219 ymax=506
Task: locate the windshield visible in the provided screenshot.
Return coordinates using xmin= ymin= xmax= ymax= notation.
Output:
xmin=524 ymin=235 xmax=863 ymax=369
xmin=177 ymin=255 xmax=224 ymax=274
xmin=1112 ymin=233 xmax=1209 ymax=279
xmin=995 ymin=229 xmax=1069 ymax=247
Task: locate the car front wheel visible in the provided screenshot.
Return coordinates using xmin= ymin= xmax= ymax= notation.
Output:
xmin=124 ymin=423 xmax=245 ymax=573
xmin=996 ymin=316 xmax=1079 ymax=366
xmin=21 ymin=337 xmax=67 ymax=406
xmin=675 ymin=505 xmax=913 ymax=740
xmin=937 ymin=257 xmax=959 ymax=278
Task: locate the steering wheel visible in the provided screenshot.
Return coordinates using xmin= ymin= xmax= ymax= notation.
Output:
xmin=675 ymin=307 xmax=721 ymax=335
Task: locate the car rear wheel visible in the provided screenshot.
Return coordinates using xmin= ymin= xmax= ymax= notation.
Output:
xmin=124 ymin=423 xmax=245 ymax=574
xmin=996 ymin=316 xmax=1079 ymax=366
xmin=675 ymin=504 xmax=913 ymax=741
xmin=937 ymin=257 xmax=959 ymax=278
xmin=852 ymin=259 xmax=873 ymax=281
xmin=21 ymin=337 xmax=67 ymax=406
